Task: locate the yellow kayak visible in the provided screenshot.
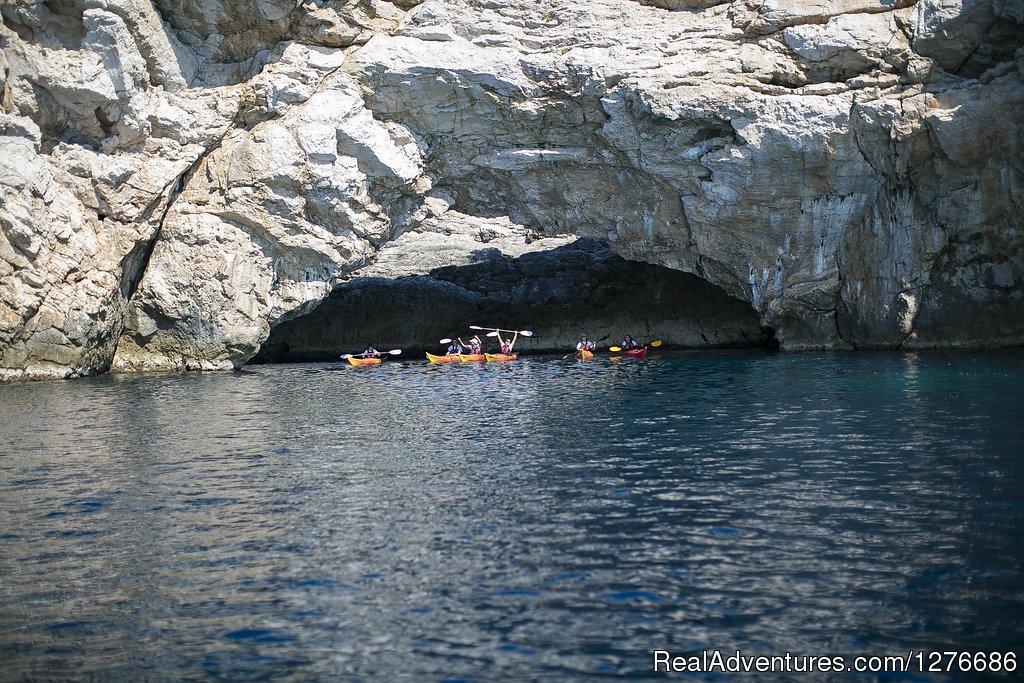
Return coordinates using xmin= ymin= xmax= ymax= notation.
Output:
xmin=485 ymin=353 xmax=518 ymax=362
xmin=576 ymin=349 xmax=594 ymax=360
xmin=458 ymin=354 xmax=486 ymax=362
xmin=426 ymin=352 xmax=460 ymax=364
xmin=347 ymin=356 xmax=382 ymax=366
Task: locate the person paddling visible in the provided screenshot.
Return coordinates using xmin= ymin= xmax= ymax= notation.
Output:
xmin=466 ymin=336 xmax=483 ymax=355
xmin=621 ymin=334 xmax=640 ymax=351
xmin=363 ymin=344 xmax=380 ymax=358
xmin=445 ymin=337 xmax=464 ymax=356
xmin=496 ymin=331 xmax=517 ymax=355
xmin=576 ymin=333 xmax=595 ymax=355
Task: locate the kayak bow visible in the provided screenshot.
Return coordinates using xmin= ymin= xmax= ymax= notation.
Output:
xmin=426 ymin=352 xmax=461 ymax=364
xmin=484 ymin=353 xmax=518 ymax=362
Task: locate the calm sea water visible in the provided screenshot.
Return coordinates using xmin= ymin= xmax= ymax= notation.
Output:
xmin=1 ymin=351 xmax=1022 ymax=681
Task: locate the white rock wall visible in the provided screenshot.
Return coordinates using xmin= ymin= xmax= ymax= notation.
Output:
xmin=1 ymin=0 xmax=1022 ymax=378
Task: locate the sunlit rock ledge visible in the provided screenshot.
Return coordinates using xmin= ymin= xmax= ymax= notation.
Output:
xmin=1 ymin=0 xmax=1022 ymax=380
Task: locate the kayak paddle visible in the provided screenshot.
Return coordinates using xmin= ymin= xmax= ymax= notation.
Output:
xmin=469 ymin=325 xmax=534 ymax=337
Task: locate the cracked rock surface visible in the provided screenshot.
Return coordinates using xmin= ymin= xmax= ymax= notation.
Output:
xmin=1 ymin=0 xmax=1022 ymax=379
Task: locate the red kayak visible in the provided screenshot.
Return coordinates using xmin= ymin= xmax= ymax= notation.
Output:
xmin=623 ymin=347 xmax=648 ymax=358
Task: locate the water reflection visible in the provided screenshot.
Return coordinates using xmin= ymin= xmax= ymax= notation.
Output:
xmin=1 ymin=351 xmax=1023 ymax=680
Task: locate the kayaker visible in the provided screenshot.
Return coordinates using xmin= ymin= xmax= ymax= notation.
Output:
xmin=497 ymin=331 xmax=517 ymax=355
xmin=621 ymin=335 xmax=640 ymax=351
xmin=466 ymin=336 xmax=483 ymax=354
xmin=363 ymin=344 xmax=380 ymax=358
xmin=576 ymin=333 xmax=595 ymax=353
xmin=445 ymin=337 xmax=464 ymax=356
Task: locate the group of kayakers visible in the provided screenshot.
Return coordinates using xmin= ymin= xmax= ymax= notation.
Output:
xmin=440 ymin=331 xmax=644 ymax=359
xmin=435 ymin=330 xmax=647 ymax=360
xmin=443 ymin=331 xmax=517 ymax=357
xmin=349 ymin=328 xmax=653 ymax=365
xmin=576 ymin=333 xmax=642 ymax=355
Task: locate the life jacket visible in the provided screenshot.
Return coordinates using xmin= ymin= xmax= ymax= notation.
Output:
xmin=447 ymin=344 xmax=462 ymax=354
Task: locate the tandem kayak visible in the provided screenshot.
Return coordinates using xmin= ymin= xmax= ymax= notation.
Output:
xmin=346 ymin=356 xmax=382 ymax=366
xmin=485 ymin=353 xmax=518 ymax=362
xmin=576 ymin=349 xmax=594 ymax=360
xmin=623 ymin=347 xmax=648 ymax=358
xmin=458 ymin=354 xmax=486 ymax=362
xmin=426 ymin=352 xmax=460 ymax=364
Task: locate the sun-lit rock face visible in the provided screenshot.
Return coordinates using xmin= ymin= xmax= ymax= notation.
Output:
xmin=1 ymin=0 xmax=1022 ymax=379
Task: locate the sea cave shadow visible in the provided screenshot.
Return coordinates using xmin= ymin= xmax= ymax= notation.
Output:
xmin=252 ymin=239 xmax=773 ymax=363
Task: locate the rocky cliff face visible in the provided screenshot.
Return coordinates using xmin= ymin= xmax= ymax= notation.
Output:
xmin=1 ymin=0 xmax=1022 ymax=379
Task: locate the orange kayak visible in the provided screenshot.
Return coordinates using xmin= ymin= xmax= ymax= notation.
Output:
xmin=576 ymin=349 xmax=594 ymax=360
xmin=458 ymin=354 xmax=486 ymax=362
xmin=347 ymin=356 xmax=382 ymax=366
xmin=484 ymin=353 xmax=517 ymax=362
xmin=426 ymin=352 xmax=460 ymax=364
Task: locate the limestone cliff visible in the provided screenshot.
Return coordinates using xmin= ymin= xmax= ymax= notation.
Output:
xmin=1 ymin=0 xmax=1022 ymax=379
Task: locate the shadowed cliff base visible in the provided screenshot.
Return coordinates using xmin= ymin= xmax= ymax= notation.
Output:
xmin=251 ymin=240 xmax=772 ymax=363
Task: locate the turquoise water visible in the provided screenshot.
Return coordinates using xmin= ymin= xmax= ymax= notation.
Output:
xmin=0 ymin=351 xmax=1022 ymax=681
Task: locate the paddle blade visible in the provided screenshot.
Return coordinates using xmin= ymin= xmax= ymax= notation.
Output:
xmin=340 ymin=354 xmax=353 ymax=359
xmin=389 ymin=349 xmax=402 ymax=355
xmin=609 ymin=346 xmax=621 ymax=352
xmin=486 ymin=331 xmax=499 ymax=337
xmin=469 ymin=325 xmax=486 ymax=331
xmin=519 ymin=330 xmax=534 ymax=337
xmin=439 ymin=338 xmax=452 ymax=344
xmin=650 ymin=340 xmax=663 ymax=347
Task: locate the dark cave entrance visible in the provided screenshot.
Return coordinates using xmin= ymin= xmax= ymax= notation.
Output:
xmin=250 ymin=239 xmax=772 ymax=363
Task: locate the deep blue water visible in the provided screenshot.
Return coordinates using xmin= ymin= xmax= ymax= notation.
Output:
xmin=0 ymin=350 xmax=1022 ymax=681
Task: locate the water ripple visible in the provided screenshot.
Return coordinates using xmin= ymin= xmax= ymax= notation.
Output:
xmin=0 ymin=351 xmax=1022 ymax=680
